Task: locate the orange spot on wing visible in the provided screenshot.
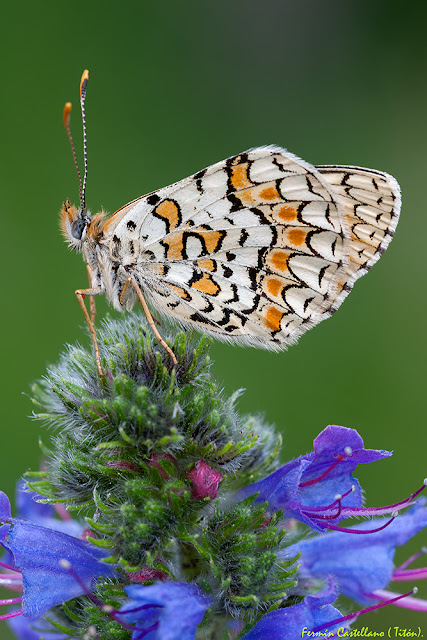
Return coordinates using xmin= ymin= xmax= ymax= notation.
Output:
xmin=269 ymin=250 xmax=289 ymax=273
xmin=278 ymin=205 xmax=298 ymax=222
xmin=288 ymin=229 xmax=307 ymax=246
xmin=155 ymin=199 xmax=181 ymax=231
xmin=265 ymin=306 xmax=284 ymax=333
xmin=230 ymin=163 xmax=252 ymax=190
xmin=197 ymin=258 xmax=215 ymax=272
xmin=259 ymin=186 xmax=280 ymax=201
xmin=191 ymin=273 xmax=220 ymax=296
xmin=198 ymin=230 xmax=225 ymax=254
xmin=266 ymin=278 xmax=283 ymax=298
xmin=164 ymin=233 xmax=185 ymax=260
xmin=169 ymin=285 xmax=191 ymax=301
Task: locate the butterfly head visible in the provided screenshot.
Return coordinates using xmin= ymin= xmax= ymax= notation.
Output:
xmin=60 ymin=199 xmax=91 ymax=250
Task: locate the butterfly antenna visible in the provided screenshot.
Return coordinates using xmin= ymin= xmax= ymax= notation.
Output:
xmin=79 ymin=69 xmax=89 ymax=213
xmin=63 ymin=101 xmax=82 ymax=201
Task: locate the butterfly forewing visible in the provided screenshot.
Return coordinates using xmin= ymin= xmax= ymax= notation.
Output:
xmin=108 ymin=146 xmax=400 ymax=348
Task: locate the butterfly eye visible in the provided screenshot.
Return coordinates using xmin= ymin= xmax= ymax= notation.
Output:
xmin=71 ymin=217 xmax=88 ymax=240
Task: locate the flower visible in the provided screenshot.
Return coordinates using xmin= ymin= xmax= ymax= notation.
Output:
xmin=187 ymin=460 xmax=223 ymax=500
xmin=0 ymin=490 xmax=116 ymax=620
xmin=237 ymin=425 xmax=398 ymax=531
xmin=285 ymin=500 xmax=427 ymax=606
xmin=118 ymin=582 xmax=212 ymax=640
xmin=240 ymin=581 xmax=349 ymax=640
xmin=7 ymin=614 xmax=76 ymax=640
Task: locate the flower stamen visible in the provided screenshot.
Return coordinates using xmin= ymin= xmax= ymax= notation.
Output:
xmin=0 ymin=609 xmax=23 ymax=622
xmin=370 ymin=588 xmax=427 ymax=612
xmin=312 ymin=588 xmax=419 ymax=633
xmin=396 ymin=547 xmax=427 ymax=571
xmin=325 ymin=513 xmax=398 ymax=534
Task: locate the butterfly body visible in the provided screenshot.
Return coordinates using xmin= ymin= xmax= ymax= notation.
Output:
xmin=61 ymin=145 xmax=400 ymax=351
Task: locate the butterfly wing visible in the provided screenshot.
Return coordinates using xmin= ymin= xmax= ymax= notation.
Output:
xmin=109 ymin=146 xmax=400 ymax=348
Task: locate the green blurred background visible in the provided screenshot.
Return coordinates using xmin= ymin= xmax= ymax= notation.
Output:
xmin=1 ymin=0 xmax=426 ymax=635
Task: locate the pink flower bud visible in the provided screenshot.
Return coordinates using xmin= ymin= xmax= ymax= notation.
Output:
xmin=81 ymin=527 xmax=97 ymax=541
xmin=128 ymin=567 xmax=168 ymax=583
xmin=187 ymin=460 xmax=223 ymax=500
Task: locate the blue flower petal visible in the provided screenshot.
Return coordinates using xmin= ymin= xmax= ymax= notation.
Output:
xmin=0 ymin=491 xmax=116 ymax=619
xmin=119 ymin=582 xmax=212 ymax=640
xmin=240 ymin=582 xmax=347 ymax=639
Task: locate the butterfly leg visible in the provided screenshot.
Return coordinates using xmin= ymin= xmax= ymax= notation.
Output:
xmin=86 ymin=265 xmax=97 ymax=324
xmin=75 ymin=287 xmax=104 ymax=376
xmin=125 ymin=276 xmax=178 ymax=367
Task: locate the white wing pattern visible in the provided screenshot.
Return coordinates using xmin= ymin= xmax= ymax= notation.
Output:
xmin=106 ymin=146 xmax=400 ymax=349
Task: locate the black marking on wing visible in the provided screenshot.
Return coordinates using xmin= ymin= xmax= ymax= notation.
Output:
xmin=227 ymin=193 xmax=245 ymax=213
xmin=238 ymin=229 xmax=249 ymax=246
xmin=340 ymin=172 xmax=351 ymax=187
xmin=318 ymin=265 xmax=328 ymax=288
xmin=189 ymin=311 xmax=218 ymax=326
xmin=250 ymin=206 xmax=272 ymax=226
xmin=223 ymin=282 xmax=239 ymax=304
xmin=257 ymin=247 xmax=268 ymax=270
xmin=222 ymin=265 xmax=233 ymax=278
xmin=303 ymin=296 xmax=315 ymax=312
xmin=247 ymin=266 xmax=258 ymax=291
xmin=194 ymin=168 xmax=207 ymax=194
xmin=147 ymin=194 xmax=161 ymax=206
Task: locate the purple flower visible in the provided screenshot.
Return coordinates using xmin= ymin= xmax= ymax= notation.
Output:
xmin=0 ymin=491 xmax=116 ymax=620
xmin=118 ymin=582 xmax=212 ymax=640
xmin=240 ymin=581 xmax=349 ymax=640
xmin=238 ymin=425 xmax=395 ymax=531
xmin=284 ymin=500 xmax=427 ymax=605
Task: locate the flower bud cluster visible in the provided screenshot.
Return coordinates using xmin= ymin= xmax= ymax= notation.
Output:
xmin=26 ymin=315 xmax=293 ymax=637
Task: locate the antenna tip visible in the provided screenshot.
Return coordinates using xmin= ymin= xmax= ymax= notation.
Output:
xmin=63 ymin=102 xmax=72 ymax=127
xmin=80 ymin=69 xmax=89 ymax=97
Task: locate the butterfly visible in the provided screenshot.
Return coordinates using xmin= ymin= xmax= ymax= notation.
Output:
xmin=61 ymin=71 xmax=401 ymax=375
